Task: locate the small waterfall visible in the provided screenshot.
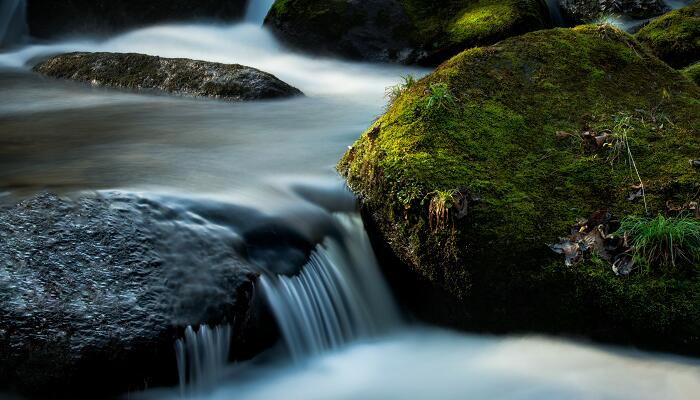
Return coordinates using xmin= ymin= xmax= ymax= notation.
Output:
xmin=175 ymin=325 xmax=231 ymax=395
xmin=244 ymin=0 xmax=277 ymax=24
xmin=260 ymin=213 xmax=401 ymax=360
xmin=0 ymin=0 xmax=28 ymax=49
xmin=545 ymin=0 xmax=566 ymax=27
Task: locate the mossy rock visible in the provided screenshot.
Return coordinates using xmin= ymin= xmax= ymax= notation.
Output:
xmin=636 ymin=1 xmax=700 ymax=69
xmin=265 ymin=0 xmax=550 ymax=65
xmin=339 ymin=25 xmax=700 ymax=354
xmin=683 ymin=61 xmax=700 ymax=85
xmin=33 ymin=52 xmax=303 ymax=101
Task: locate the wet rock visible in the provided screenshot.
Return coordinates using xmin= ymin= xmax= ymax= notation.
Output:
xmin=26 ymin=0 xmax=248 ymax=39
xmin=0 ymin=192 xmax=272 ymax=397
xmin=558 ymin=0 xmax=670 ymax=22
xmin=33 ymin=52 xmax=303 ymax=101
xmin=265 ymin=0 xmax=550 ymax=65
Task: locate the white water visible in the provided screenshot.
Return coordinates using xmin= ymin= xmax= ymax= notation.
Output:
xmin=245 ymin=0 xmax=277 ymax=24
xmin=0 ymin=0 xmax=27 ymax=48
xmin=175 ymin=325 xmax=232 ymax=395
xmin=260 ymin=214 xmax=401 ymax=360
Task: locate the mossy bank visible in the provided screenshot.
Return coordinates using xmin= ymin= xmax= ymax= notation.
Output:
xmin=339 ymin=25 xmax=700 ymax=354
xmin=265 ymin=0 xmax=550 ymax=65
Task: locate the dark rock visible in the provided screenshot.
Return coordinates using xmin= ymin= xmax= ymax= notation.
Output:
xmin=558 ymin=0 xmax=670 ymax=22
xmin=26 ymin=0 xmax=248 ymax=39
xmin=0 ymin=192 xmax=274 ymax=398
xmin=32 ymin=52 xmax=303 ymax=101
xmin=265 ymin=0 xmax=550 ymax=65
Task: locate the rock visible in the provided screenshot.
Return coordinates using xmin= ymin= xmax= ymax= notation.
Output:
xmin=264 ymin=0 xmax=550 ymax=65
xmin=339 ymin=25 xmax=700 ymax=355
xmin=558 ymin=0 xmax=670 ymax=22
xmin=0 ymin=192 xmax=274 ymax=397
xmin=32 ymin=52 xmax=303 ymax=101
xmin=26 ymin=0 xmax=247 ymax=39
xmin=683 ymin=61 xmax=700 ymax=85
xmin=635 ymin=2 xmax=700 ymax=69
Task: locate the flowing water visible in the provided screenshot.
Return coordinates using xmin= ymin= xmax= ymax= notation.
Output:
xmin=1 ymin=1 xmax=700 ymax=399
xmin=0 ymin=0 xmax=27 ymax=48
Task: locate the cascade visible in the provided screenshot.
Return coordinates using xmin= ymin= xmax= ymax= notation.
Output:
xmin=259 ymin=213 xmax=401 ymax=360
xmin=0 ymin=0 xmax=28 ymax=49
xmin=244 ymin=0 xmax=277 ymax=24
xmin=175 ymin=325 xmax=231 ymax=395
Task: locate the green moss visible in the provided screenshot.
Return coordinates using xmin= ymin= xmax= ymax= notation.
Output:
xmin=400 ymin=0 xmax=548 ymax=57
xmin=683 ymin=61 xmax=700 ymax=85
xmin=339 ymin=26 xmax=700 ymax=351
xmin=636 ymin=2 xmax=700 ymax=69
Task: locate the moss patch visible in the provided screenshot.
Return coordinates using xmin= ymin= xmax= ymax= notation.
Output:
xmin=683 ymin=61 xmax=700 ymax=85
xmin=340 ymin=25 xmax=700 ymax=353
xmin=636 ymin=1 xmax=700 ymax=69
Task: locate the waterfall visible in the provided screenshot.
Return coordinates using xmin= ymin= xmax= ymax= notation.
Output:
xmin=260 ymin=213 xmax=401 ymax=360
xmin=244 ymin=0 xmax=277 ymax=24
xmin=175 ymin=325 xmax=231 ymax=395
xmin=545 ymin=0 xmax=566 ymax=27
xmin=0 ymin=0 xmax=28 ymax=49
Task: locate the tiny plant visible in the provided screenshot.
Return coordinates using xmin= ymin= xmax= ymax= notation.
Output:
xmin=423 ymin=82 xmax=457 ymax=113
xmin=385 ymin=74 xmax=416 ymax=102
xmin=425 ymin=190 xmax=454 ymax=230
xmin=604 ymin=112 xmax=648 ymax=213
xmin=615 ymin=214 xmax=700 ymax=274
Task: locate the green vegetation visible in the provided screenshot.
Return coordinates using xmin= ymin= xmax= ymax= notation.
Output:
xmin=386 ymin=74 xmax=417 ymax=102
xmin=339 ymin=25 xmax=700 ymax=352
xmin=616 ymin=214 xmax=700 ymax=274
xmin=683 ymin=61 xmax=700 ymax=85
xmin=635 ymin=1 xmax=700 ymax=69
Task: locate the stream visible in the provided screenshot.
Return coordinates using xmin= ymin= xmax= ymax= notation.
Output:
xmin=1 ymin=1 xmax=700 ymax=399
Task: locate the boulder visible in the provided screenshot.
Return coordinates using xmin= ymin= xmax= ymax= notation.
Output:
xmin=264 ymin=0 xmax=550 ymax=65
xmin=0 ymin=193 xmax=274 ymax=397
xmin=26 ymin=0 xmax=247 ymax=39
xmin=33 ymin=52 xmax=303 ymax=101
xmin=558 ymin=0 xmax=670 ymax=22
xmin=339 ymin=25 xmax=700 ymax=354
xmin=636 ymin=1 xmax=700 ymax=69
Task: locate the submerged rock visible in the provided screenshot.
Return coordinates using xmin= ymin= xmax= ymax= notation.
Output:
xmin=264 ymin=0 xmax=550 ymax=65
xmin=635 ymin=1 xmax=700 ymax=69
xmin=558 ymin=0 xmax=670 ymax=22
xmin=339 ymin=25 xmax=700 ymax=354
xmin=26 ymin=0 xmax=247 ymax=39
xmin=0 ymin=193 xmax=273 ymax=397
xmin=33 ymin=52 xmax=303 ymax=101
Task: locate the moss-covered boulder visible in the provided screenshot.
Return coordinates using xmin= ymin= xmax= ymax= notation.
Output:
xmin=339 ymin=25 xmax=700 ymax=354
xmin=26 ymin=0 xmax=247 ymax=39
xmin=33 ymin=52 xmax=303 ymax=101
xmin=636 ymin=1 xmax=700 ymax=69
xmin=683 ymin=61 xmax=700 ymax=85
xmin=265 ymin=0 xmax=550 ymax=65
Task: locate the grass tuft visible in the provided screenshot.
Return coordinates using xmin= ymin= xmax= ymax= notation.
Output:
xmin=616 ymin=214 xmax=700 ymax=274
